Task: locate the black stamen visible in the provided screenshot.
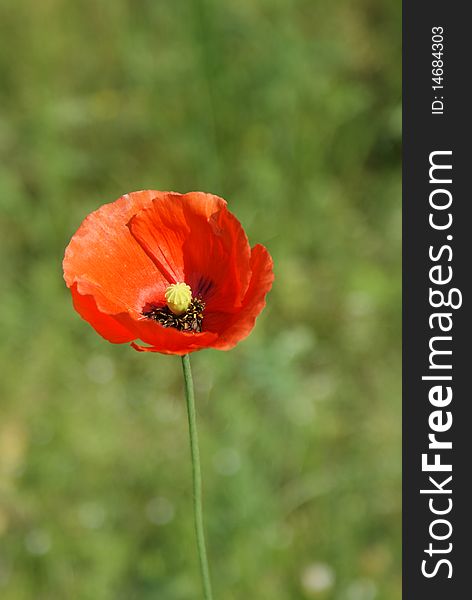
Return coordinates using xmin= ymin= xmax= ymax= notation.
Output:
xmin=143 ymin=298 xmax=205 ymax=333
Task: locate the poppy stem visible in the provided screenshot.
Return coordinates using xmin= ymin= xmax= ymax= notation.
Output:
xmin=181 ymin=354 xmax=214 ymax=600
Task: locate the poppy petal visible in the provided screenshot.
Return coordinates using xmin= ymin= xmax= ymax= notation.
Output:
xmin=128 ymin=192 xmax=252 ymax=312
xmin=206 ymin=244 xmax=274 ymax=350
xmin=63 ymin=190 xmax=168 ymax=317
xmin=71 ymin=284 xmax=136 ymax=343
xmin=124 ymin=315 xmax=219 ymax=355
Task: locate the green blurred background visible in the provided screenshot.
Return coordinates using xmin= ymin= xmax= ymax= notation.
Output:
xmin=0 ymin=0 xmax=401 ymax=598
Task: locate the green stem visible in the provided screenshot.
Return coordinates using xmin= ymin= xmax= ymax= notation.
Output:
xmin=181 ymin=354 xmax=214 ymax=600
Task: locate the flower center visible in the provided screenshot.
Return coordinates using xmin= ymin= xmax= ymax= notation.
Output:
xmin=165 ymin=282 xmax=192 ymax=315
xmin=142 ymin=283 xmax=205 ymax=333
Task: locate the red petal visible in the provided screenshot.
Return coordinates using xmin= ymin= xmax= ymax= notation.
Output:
xmin=206 ymin=244 xmax=274 ymax=350
xmin=71 ymin=284 xmax=136 ymax=343
xmin=125 ymin=316 xmax=218 ymax=355
xmin=63 ymin=191 xmax=168 ymax=317
xmin=128 ymin=192 xmax=252 ymax=312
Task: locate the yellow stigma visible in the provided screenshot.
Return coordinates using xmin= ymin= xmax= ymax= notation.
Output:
xmin=165 ymin=283 xmax=192 ymax=315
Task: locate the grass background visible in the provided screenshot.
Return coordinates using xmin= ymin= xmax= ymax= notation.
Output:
xmin=0 ymin=0 xmax=401 ymax=598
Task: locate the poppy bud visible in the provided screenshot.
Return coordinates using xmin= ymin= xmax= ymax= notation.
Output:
xmin=165 ymin=283 xmax=192 ymax=315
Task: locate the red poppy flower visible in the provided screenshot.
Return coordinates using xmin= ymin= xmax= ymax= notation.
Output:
xmin=63 ymin=190 xmax=274 ymax=355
